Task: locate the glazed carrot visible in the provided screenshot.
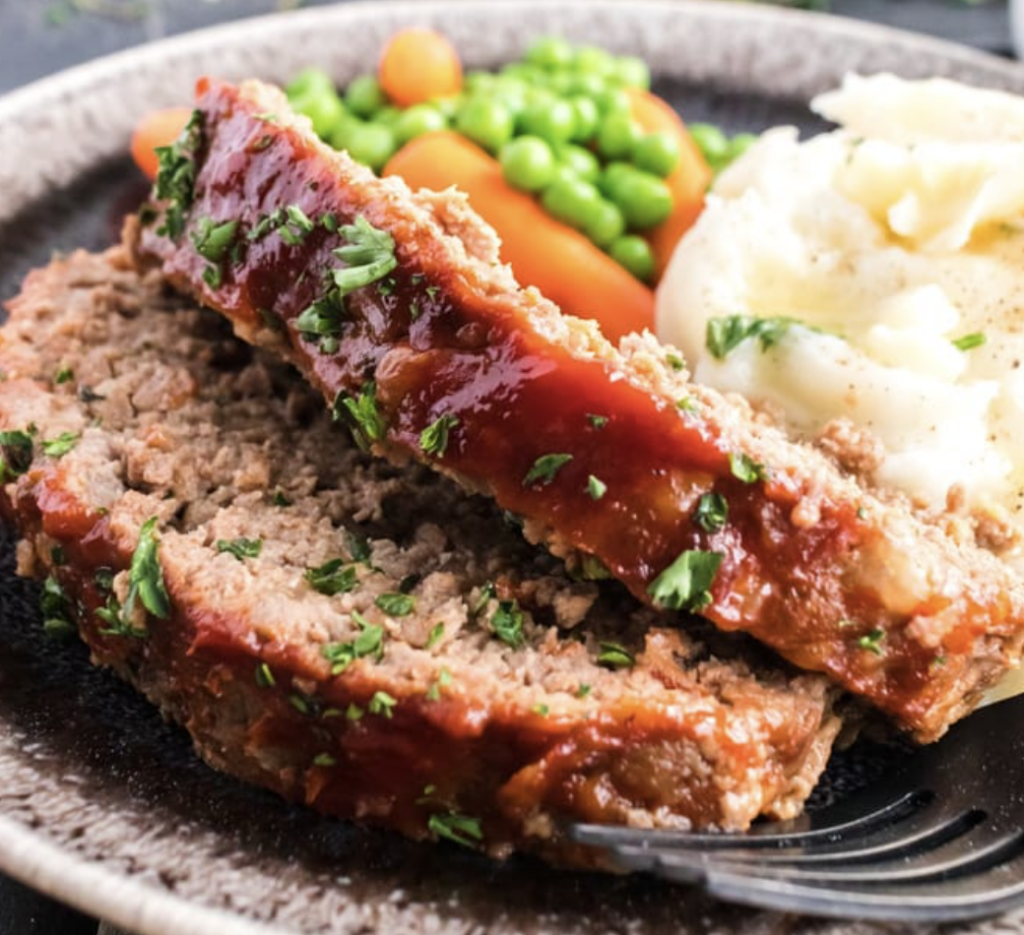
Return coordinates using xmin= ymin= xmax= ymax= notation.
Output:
xmin=130 ymin=106 xmax=192 ymax=181
xmin=626 ymin=88 xmax=712 ymax=279
xmin=384 ymin=131 xmax=655 ymax=341
xmin=378 ymin=28 xmax=462 ymax=108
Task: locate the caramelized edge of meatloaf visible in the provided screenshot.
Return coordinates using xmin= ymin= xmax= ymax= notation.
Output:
xmin=0 ymin=246 xmax=841 ymax=863
xmin=132 ymin=78 xmax=1024 ymax=743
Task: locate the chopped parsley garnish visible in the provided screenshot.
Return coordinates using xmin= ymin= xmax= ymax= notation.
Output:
xmin=729 ymin=451 xmax=769 ymax=484
xmin=279 ymin=204 xmax=315 ymax=245
xmin=313 ymin=753 xmax=337 ymax=767
xmin=346 ymin=703 xmax=364 ymax=720
xmin=491 ymin=599 xmax=525 ymax=648
xmin=321 ymin=614 xmax=386 ymax=674
xmin=428 ymin=812 xmax=483 ymax=849
xmin=666 ymin=351 xmax=685 ymax=372
xmin=597 ymin=642 xmax=634 ymax=669
xmin=272 ymin=490 xmax=291 ymax=507
xmin=647 ymin=549 xmax=723 ymax=612
xmin=128 ymin=517 xmax=171 ymax=621
xmin=694 ymin=492 xmax=728 ymax=532
xmin=255 ymin=662 xmax=276 ymax=688
xmin=952 ymin=332 xmax=987 ymax=352
xmin=523 ymin=453 xmax=573 ymax=487
xmin=858 ymin=628 xmax=885 ymax=656
xmin=41 ymin=431 xmax=79 ymax=458
xmin=426 ymin=668 xmax=453 ymax=701
xmin=153 ymin=109 xmax=204 ymax=240
xmin=215 ymin=537 xmax=263 ymax=561
xmin=586 ymin=413 xmax=608 ymax=429
xmin=578 ymin=554 xmax=611 ymax=580
xmin=331 ymin=216 xmax=398 ymax=294
xmin=306 ymin=560 xmax=358 ymax=596
xmin=96 ymin=594 xmax=145 ymax=639
xmin=425 ymin=622 xmax=445 ymax=649
xmin=368 ymin=690 xmax=398 ymax=718
xmin=289 ymin=693 xmax=313 ymax=715
xmin=586 ymin=474 xmax=607 ymax=500
xmin=677 ymin=395 xmax=698 ymax=413
xmin=98 ymin=517 xmax=170 ymax=638
xmin=706 ymin=314 xmax=798 ymax=360
xmin=532 ymin=703 xmax=550 ymax=717
xmin=334 ymin=382 xmax=387 ymax=450
xmin=191 ymin=217 xmax=239 ymax=262
xmin=347 ymin=530 xmax=373 ymax=564
xmin=376 ymin=592 xmax=415 ymax=616
xmin=0 ymin=429 xmax=34 ymax=482
xmin=294 ymin=292 xmax=346 ymax=342
xmin=471 ymin=581 xmax=496 ymax=615
xmin=576 ymin=684 xmax=591 ymax=698
xmin=54 ymin=367 xmax=74 ymax=385
xmin=40 ymin=575 xmax=75 ymax=639
xmin=420 ymin=414 xmax=459 ymax=457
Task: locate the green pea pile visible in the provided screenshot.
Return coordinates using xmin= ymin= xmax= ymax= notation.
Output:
xmin=285 ymin=36 xmax=745 ymax=283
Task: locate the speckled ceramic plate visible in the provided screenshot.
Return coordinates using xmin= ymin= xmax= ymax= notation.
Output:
xmin=4 ymin=3 xmax=1024 ymax=934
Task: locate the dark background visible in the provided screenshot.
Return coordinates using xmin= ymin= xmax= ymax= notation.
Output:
xmin=0 ymin=0 xmax=1014 ymax=932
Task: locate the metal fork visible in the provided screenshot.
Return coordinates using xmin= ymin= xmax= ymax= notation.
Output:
xmin=572 ymin=693 xmax=1024 ymax=922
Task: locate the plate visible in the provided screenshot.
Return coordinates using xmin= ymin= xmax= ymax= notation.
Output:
xmin=3 ymin=3 xmax=1024 ymax=934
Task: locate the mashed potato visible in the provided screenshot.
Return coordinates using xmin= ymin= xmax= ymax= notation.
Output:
xmin=657 ymin=73 xmax=1024 ymax=570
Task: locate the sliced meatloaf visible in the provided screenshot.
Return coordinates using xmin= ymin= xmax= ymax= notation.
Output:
xmin=0 ymin=246 xmax=841 ymax=864
xmin=134 ymin=78 xmax=1024 ymax=742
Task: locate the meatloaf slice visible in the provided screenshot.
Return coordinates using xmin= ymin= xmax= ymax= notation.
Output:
xmin=0 ymin=246 xmax=841 ymax=864
xmin=133 ymin=78 xmax=1024 ymax=742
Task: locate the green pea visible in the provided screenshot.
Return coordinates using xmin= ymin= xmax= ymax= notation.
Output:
xmin=729 ymin=132 xmax=759 ymax=161
xmin=286 ymin=68 xmax=334 ymax=102
xmin=518 ymin=98 xmax=577 ymax=145
xmin=612 ymin=55 xmax=651 ymax=90
xmin=568 ymin=96 xmax=600 ymax=142
xmin=566 ymin=72 xmax=606 ymax=99
xmin=597 ymin=111 xmax=642 ymax=160
xmin=541 ymin=177 xmax=603 ymax=231
xmin=609 ymin=169 xmax=674 ymax=229
xmin=344 ymin=122 xmax=396 ymax=173
xmin=609 ymin=235 xmax=656 ymax=282
xmin=594 ymin=86 xmax=631 ymax=116
xmin=432 ymin=95 xmax=462 ymax=120
xmin=634 ymin=131 xmax=681 ymax=177
xmin=329 ymin=112 xmax=363 ymax=152
xmin=500 ymin=136 xmax=557 ymax=192
xmin=372 ymin=105 xmax=402 ymax=126
xmin=556 ymin=143 xmax=600 ymax=183
xmin=573 ymin=45 xmax=615 ymax=76
xmin=584 ymin=199 xmax=625 ymax=248
xmin=544 ymin=72 xmax=576 ymax=96
xmin=456 ymin=97 xmax=515 ymax=153
xmin=598 ymin=161 xmax=635 ymax=199
xmin=464 ymin=70 xmax=499 ymax=94
xmin=394 ymin=104 xmax=447 ymax=145
xmin=345 ymin=74 xmax=386 ymax=118
xmin=526 ymin=36 xmax=575 ymax=70
xmin=687 ymin=123 xmax=730 ymax=166
xmin=291 ymin=91 xmax=345 ymax=140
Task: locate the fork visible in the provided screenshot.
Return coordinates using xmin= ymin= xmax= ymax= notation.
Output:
xmin=571 ymin=692 xmax=1024 ymax=922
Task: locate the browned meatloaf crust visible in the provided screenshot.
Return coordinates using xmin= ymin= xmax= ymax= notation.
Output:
xmin=0 ymin=246 xmax=842 ymax=864
xmin=134 ymin=78 xmax=1024 ymax=742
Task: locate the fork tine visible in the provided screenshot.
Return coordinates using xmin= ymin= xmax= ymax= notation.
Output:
xmin=644 ymin=827 xmax=1024 ymax=884
xmin=571 ymin=789 xmax=926 ymax=852
xmin=679 ymin=851 xmax=1024 ymax=923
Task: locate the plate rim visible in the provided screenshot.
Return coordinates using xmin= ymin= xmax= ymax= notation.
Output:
xmin=1 ymin=2 xmax=1024 ymax=934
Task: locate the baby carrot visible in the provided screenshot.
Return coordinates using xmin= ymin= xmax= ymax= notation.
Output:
xmin=130 ymin=106 xmax=192 ymax=181
xmin=378 ymin=27 xmax=462 ymax=108
xmin=384 ymin=131 xmax=655 ymax=341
